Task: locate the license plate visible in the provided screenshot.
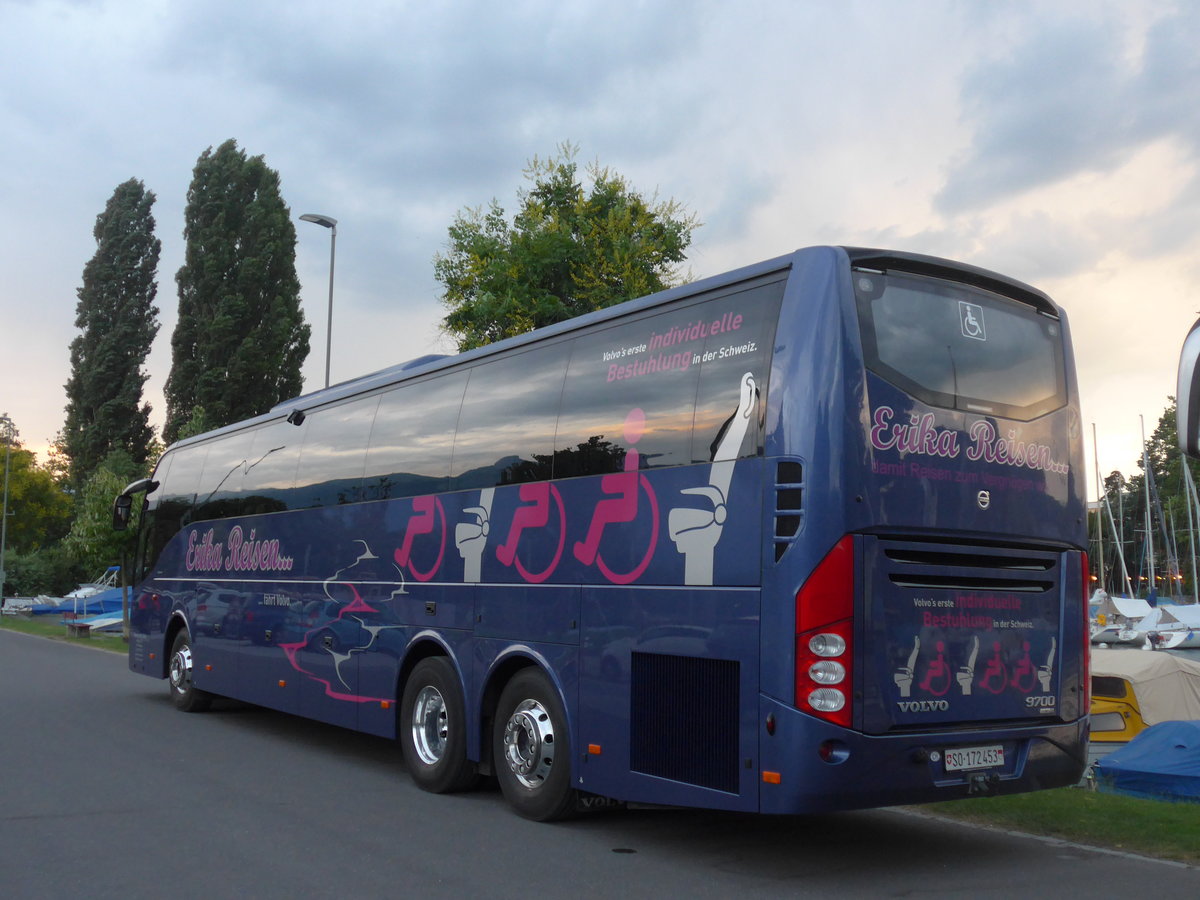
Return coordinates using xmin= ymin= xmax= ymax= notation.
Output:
xmin=944 ymin=744 xmax=1004 ymax=772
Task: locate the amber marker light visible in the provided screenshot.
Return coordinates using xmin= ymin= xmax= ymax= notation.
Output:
xmin=762 ymin=771 xmax=782 ymax=784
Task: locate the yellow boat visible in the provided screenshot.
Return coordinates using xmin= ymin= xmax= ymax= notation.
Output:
xmin=1090 ymin=649 xmax=1200 ymax=744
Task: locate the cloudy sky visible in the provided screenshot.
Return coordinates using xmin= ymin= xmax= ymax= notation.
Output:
xmin=2 ymin=0 xmax=1198 ymax=497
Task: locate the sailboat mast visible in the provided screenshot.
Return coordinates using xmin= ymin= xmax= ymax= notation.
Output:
xmin=1104 ymin=493 xmax=1135 ymax=597
xmin=1142 ymin=415 xmax=1156 ymax=599
xmin=1093 ymin=423 xmax=1105 ymax=593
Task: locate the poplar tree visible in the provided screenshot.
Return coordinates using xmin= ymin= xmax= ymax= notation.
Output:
xmin=62 ymin=178 xmax=161 ymax=491
xmin=164 ymin=139 xmax=310 ymax=443
xmin=436 ymin=143 xmax=699 ymax=351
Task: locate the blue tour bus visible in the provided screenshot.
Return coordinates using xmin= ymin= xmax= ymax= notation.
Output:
xmin=115 ymin=246 xmax=1090 ymax=820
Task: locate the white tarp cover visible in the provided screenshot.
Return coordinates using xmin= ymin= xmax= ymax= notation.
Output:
xmin=1159 ymin=605 xmax=1200 ymax=628
xmin=1091 ymin=649 xmax=1200 ymax=724
xmin=1109 ymin=596 xmax=1154 ymax=619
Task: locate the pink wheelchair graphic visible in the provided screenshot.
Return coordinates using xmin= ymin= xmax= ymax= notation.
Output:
xmin=1009 ymin=640 xmax=1038 ymax=693
xmin=394 ymin=495 xmax=446 ymax=582
xmin=495 ymin=482 xmax=566 ymax=584
xmin=917 ymin=640 xmax=951 ymax=696
xmin=572 ymin=408 xmax=660 ymax=585
xmin=979 ymin=641 xmax=1009 ymax=695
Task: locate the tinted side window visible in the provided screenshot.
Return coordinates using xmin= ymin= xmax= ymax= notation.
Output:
xmin=138 ymin=452 xmax=173 ymax=580
xmin=451 ymin=346 xmax=570 ymax=489
xmin=365 ymin=372 xmax=467 ymax=500
xmin=194 ymin=430 xmax=255 ymax=521
xmin=293 ymin=396 xmax=380 ymax=508
xmin=242 ymin=419 xmax=305 ymax=514
xmin=147 ymin=444 xmax=207 ymax=574
xmin=690 ymin=280 xmax=783 ymax=462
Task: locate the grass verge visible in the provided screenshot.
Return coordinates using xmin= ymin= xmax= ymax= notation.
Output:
xmin=922 ymin=787 xmax=1200 ymax=865
xmin=1 ymin=612 xmax=128 ymax=653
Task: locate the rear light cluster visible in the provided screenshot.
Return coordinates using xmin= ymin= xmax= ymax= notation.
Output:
xmin=795 ymin=536 xmax=855 ymax=729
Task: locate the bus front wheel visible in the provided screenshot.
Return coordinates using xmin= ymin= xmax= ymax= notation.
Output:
xmin=168 ymin=631 xmax=212 ymax=713
xmin=493 ymin=668 xmax=577 ymax=821
xmin=400 ymin=657 xmax=478 ymax=793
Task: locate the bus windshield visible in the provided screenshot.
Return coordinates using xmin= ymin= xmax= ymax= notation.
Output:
xmin=855 ymin=269 xmax=1067 ymax=420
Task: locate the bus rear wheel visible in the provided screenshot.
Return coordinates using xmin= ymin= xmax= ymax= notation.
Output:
xmin=493 ymin=668 xmax=577 ymax=821
xmin=400 ymin=657 xmax=478 ymax=793
xmin=168 ymin=631 xmax=212 ymax=713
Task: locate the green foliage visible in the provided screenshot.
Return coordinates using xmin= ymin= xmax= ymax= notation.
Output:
xmin=0 ymin=426 xmax=73 ymax=556
xmin=62 ymin=178 xmax=161 ymax=491
xmin=61 ymin=450 xmax=145 ymax=577
xmin=2 ymin=546 xmax=85 ymax=598
xmin=164 ymin=139 xmax=310 ymax=443
xmin=436 ymin=142 xmax=699 ymax=351
xmin=175 ymin=406 xmax=211 ymax=441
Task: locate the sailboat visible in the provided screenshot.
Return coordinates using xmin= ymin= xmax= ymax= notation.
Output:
xmin=1090 ymin=424 xmax=1145 ymax=644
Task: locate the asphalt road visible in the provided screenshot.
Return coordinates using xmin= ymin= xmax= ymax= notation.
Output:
xmin=2 ymin=629 xmax=1197 ymax=899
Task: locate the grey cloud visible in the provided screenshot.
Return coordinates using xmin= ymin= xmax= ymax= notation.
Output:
xmin=935 ymin=17 xmax=1132 ymax=213
xmin=158 ymin=1 xmax=707 ymax=202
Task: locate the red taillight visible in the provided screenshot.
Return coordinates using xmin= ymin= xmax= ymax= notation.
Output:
xmin=795 ymin=536 xmax=855 ymax=728
xmin=1081 ymin=551 xmax=1090 ymax=711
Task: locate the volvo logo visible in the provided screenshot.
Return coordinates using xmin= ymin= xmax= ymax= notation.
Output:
xmin=977 ymin=490 xmax=991 ymax=510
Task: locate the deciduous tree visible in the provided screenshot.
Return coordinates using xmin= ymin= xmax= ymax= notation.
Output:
xmin=436 ymin=143 xmax=698 ymax=351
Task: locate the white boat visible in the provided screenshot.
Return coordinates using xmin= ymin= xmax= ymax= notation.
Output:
xmin=1142 ymin=603 xmax=1200 ymax=650
xmin=1090 ymin=591 xmax=1151 ymax=645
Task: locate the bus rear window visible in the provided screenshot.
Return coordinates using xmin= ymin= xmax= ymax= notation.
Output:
xmin=854 ymin=270 xmax=1067 ymax=421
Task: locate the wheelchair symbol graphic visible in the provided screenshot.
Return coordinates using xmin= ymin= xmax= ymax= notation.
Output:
xmin=959 ymin=301 xmax=986 ymax=341
xmin=394 ymin=495 xmax=446 ymax=583
xmin=573 ymin=408 xmax=660 ymax=585
xmin=495 ymin=482 xmax=566 ymax=584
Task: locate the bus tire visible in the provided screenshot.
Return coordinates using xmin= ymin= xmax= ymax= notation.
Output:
xmin=493 ymin=668 xmax=577 ymax=821
xmin=400 ymin=657 xmax=478 ymax=793
xmin=168 ymin=631 xmax=212 ymax=713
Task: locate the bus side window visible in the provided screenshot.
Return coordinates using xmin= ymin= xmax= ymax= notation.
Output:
xmin=690 ymin=281 xmax=783 ymax=463
xmin=242 ymin=418 xmax=304 ymax=514
xmin=194 ymin=430 xmax=255 ymax=521
xmin=365 ymin=373 xmax=467 ymax=500
xmin=138 ymin=452 xmax=173 ymax=581
xmin=556 ymin=309 xmax=703 ymax=477
xmin=148 ymin=445 xmax=207 ymax=574
xmin=293 ymin=396 xmax=381 ymax=508
xmin=451 ymin=347 xmax=569 ymax=490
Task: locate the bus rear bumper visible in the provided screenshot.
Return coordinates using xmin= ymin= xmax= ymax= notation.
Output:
xmin=757 ymin=695 xmax=1088 ymax=814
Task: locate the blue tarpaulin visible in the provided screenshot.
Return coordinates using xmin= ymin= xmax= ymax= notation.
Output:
xmin=1095 ymin=721 xmax=1200 ymax=803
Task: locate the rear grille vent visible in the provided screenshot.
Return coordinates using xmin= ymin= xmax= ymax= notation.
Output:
xmin=882 ymin=541 xmax=1057 ymax=593
xmin=630 ymin=653 xmax=739 ymax=793
xmin=773 ymin=460 xmax=805 ymax=562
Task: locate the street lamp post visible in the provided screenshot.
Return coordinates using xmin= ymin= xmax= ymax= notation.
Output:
xmin=299 ymin=213 xmax=338 ymax=389
xmin=0 ymin=414 xmax=13 ymax=606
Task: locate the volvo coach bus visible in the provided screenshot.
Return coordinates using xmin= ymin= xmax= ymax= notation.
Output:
xmin=116 ymin=246 xmax=1089 ymax=820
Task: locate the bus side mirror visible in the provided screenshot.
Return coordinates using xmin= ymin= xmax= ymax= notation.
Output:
xmin=112 ymin=494 xmax=133 ymax=531
xmin=112 ymin=477 xmax=159 ymax=531
xmin=1178 ymin=318 xmax=1200 ymax=458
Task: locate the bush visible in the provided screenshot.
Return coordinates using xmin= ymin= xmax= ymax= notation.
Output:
xmin=3 ymin=546 xmax=87 ymax=598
